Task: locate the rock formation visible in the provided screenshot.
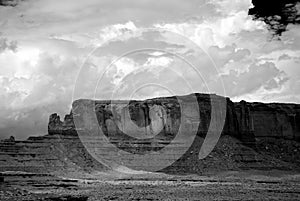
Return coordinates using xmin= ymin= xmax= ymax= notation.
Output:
xmin=1 ymin=93 xmax=300 ymax=174
xmin=48 ymin=93 xmax=300 ymax=142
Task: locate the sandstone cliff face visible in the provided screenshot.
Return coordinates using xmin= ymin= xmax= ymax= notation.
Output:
xmin=1 ymin=93 xmax=299 ymax=174
xmin=242 ymin=102 xmax=300 ymax=141
xmin=48 ymin=93 xmax=300 ymax=142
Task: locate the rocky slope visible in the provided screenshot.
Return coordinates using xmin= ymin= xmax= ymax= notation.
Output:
xmin=1 ymin=93 xmax=299 ymax=174
xmin=0 ymin=134 xmax=107 ymax=173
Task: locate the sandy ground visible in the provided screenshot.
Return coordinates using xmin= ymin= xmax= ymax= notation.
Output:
xmin=1 ymin=170 xmax=300 ymax=201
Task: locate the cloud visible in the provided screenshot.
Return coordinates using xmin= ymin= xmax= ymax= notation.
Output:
xmin=0 ymin=0 xmax=21 ymax=7
xmin=0 ymin=0 xmax=220 ymax=42
xmin=0 ymin=36 xmax=17 ymax=53
xmin=249 ymin=0 xmax=300 ymax=36
xmin=278 ymin=53 xmax=292 ymax=61
xmin=222 ymin=62 xmax=289 ymax=97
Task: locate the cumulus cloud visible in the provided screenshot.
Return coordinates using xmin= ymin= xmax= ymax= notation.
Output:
xmin=221 ymin=62 xmax=289 ymax=97
xmin=0 ymin=36 xmax=17 ymax=53
xmin=0 ymin=42 xmax=81 ymax=138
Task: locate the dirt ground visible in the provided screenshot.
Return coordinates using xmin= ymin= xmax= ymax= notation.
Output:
xmin=1 ymin=170 xmax=300 ymax=201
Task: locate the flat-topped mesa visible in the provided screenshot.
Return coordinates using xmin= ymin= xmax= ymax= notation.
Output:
xmin=1 ymin=93 xmax=300 ymax=174
xmin=48 ymin=93 xmax=234 ymax=139
xmin=48 ymin=93 xmax=300 ymax=142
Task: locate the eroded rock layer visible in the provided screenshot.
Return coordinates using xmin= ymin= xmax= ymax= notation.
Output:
xmin=0 ymin=134 xmax=107 ymax=173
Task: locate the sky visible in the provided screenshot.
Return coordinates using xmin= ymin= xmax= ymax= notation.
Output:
xmin=0 ymin=0 xmax=300 ymax=139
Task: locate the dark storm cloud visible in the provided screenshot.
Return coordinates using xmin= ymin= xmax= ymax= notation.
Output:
xmin=249 ymin=0 xmax=300 ymax=36
xmin=0 ymin=0 xmax=23 ymax=7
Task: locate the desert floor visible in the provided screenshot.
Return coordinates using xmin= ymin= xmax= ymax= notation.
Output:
xmin=1 ymin=170 xmax=300 ymax=201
